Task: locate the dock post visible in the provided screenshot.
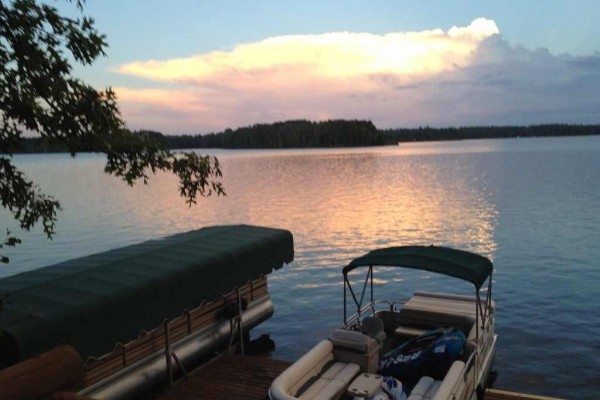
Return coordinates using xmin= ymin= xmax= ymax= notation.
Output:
xmin=163 ymin=320 xmax=173 ymax=386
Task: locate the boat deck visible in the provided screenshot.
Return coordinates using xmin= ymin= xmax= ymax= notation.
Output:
xmin=154 ymin=354 xmax=564 ymax=400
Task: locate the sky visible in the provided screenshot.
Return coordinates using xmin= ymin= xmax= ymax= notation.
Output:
xmin=63 ymin=0 xmax=600 ymax=134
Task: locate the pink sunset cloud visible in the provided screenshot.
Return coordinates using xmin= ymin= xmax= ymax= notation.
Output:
xmin=111 ymin=18 xmax=599 ymax=133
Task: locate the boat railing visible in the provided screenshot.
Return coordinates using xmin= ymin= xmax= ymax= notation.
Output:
xmin=391 ymin=299 xmax=408 ymax=311
xmin=344 ymin=302 xmax=375 ymax=327
xmin=463 ymin=346 xmax=477 ymax=376
xmin=344 ymin=298 xmax=407 ymax=327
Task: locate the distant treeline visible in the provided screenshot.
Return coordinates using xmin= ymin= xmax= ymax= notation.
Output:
xmin=384 ymin=124 xmax=600 ymax=143
xmin=158 ymin=119 xmax=384 ymax=149
xmin=16 ymin=121 xmax=600 ymax=153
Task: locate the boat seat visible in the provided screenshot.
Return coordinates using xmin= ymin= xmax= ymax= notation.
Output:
xmin=328 ymin=328 xmax=374 ymax=353
xmin=407 ymin=376 xmax=441 ymax=400
xmin=393 ymin=325 xmax=428 ymax=340
xmin=329 ymin=328 xmax=380 ymax=373
xmin=395 ymin=293 xmax=477 ymax=339
xmin=298 ymin=362 xmax=360 ymax=399
xmin=361 ymin=316 xmax=387 ymax=345
xmin=269 ymin=340 xmax=360 ymax=400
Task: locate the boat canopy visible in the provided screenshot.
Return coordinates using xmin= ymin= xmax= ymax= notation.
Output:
xmin=343 ymin=246 xmax=492 ymax=289
xmin=0 ymin=225 xmax=293 ymax=365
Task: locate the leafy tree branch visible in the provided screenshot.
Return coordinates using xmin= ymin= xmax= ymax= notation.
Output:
xmin=0 ymin=0 xmax=224 ymax=263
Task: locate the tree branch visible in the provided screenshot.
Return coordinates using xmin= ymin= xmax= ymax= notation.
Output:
xmin=0 ymin=1 xmax=225 ymax=264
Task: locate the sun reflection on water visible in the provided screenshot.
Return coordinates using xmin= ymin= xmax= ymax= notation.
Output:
xmin=44 ymin=147 xmax=499 ymax=267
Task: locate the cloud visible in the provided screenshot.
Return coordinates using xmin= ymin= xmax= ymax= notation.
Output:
xmin=112 ymin=18 xmax=599 ymax=133
xmin=406 ymin=36 xmax=600 ymax=126
xmin=116 ymin=18 xmax=498 ymax=87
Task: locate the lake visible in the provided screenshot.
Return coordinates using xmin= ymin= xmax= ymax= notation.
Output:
xmin=2 ymin=136 xmax=599 ymax=399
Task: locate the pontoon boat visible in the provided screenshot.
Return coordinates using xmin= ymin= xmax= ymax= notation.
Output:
xmin=269 ymin=246 xmax=496 ymax=400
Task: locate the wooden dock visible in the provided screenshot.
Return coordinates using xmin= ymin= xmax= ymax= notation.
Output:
xmin=156 ymin=354 xmax=290 ymax=400
xmin=155 ymin=354 xmax=565 ymax=400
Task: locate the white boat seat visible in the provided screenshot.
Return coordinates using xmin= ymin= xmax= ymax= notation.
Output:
xmin=269 ymin=339 xmax=360 ymax=400
xmin=407 ymin=376 xmax=441 ymax=400
xmin=396 ymin=292 xmax=477 ymax=338
xmin=429 ymin=361 xmax=465 ymax=400
xmin=328 ymin=328 xmax=373 ymax=353
xmin=329 ymin=328 xmax=380 ymax=373
xmin=299 ymin=362 xmax=360 ymax=399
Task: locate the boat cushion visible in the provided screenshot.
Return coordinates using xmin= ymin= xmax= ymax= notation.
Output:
xmin=407 ymin=375 xmax=442 ymax=400
xmin=289 ymin=352 xmax=334 ymax=395
xmin=327 ymin=362 xmax=359 ymax=382
xmin=298 ymin=378 xmax=330 ymax=399
xmin=429 ymin=361 xmax=465 ymax=400
xmin=299 ymin=377 xmax=345 ymax=399
xmin=330 ymin=329 xmax=380 ymax=373
xmin=271 ymin=340 xmax=333 ymax=399
xmin=270 ymin=340 xmax=360 ymax=400
xmin=298 ymin=362 xmax=360 ymax=399
xmin=328 ymin=328 xmax=372 ymax=353
xmin=398 ymin=292 xmax=477 ymax=334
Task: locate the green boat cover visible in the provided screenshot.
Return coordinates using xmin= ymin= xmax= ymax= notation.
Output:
xmin=0 ymin=225 xmax=293 ymax=366
xmin=344 ymin=246 xmax=492 ymax=289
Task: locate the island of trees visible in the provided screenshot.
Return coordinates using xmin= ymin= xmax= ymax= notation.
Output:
xmin=18 ymin=120 xmax=600 ymax=153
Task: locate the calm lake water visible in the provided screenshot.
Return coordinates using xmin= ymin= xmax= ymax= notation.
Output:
xmin=2 ymin=136 xmax=599 ymax=399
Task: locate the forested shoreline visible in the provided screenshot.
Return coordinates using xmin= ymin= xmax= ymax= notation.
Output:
xmin=17 ymin=120 xmax=600 ymax=153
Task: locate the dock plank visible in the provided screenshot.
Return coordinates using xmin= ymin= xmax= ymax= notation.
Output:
xmin=157 ymin=354 xmax=291 ymax=400
xmin=485 ymin=388 xmax=566 ymax=400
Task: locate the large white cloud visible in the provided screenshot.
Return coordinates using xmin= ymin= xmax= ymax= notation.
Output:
xmin=112 ymin=18 xmax=599 ymax=133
